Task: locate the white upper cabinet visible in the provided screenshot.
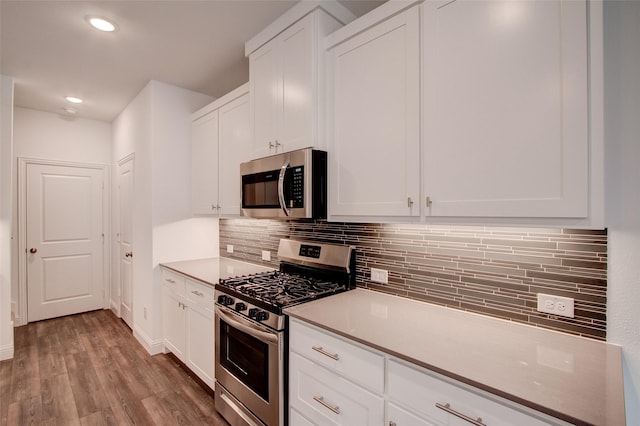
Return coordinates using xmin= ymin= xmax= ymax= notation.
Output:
xmin=422 ymin=0 xmax=589 ymax=218
xmin=326 ymin=4 xmax=421 ymax=219
xmin=246 ymin=1 xmax=355 ymax=159
xmin=218 ymin=92 xmax=252 ymax=215
xmin=191 ymin=84 xmax=251 ymax=216
xmin=191 ymin=106 xmax=220 ymax=215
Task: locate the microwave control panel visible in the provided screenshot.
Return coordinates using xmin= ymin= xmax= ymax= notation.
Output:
xmin=289 ymin=166 xmax=304 ymax=208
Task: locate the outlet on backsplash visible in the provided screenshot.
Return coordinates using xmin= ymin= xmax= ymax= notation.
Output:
xmin=261 ymin=250 xmax=271 ymax=261
xmin=537 ymin=294 xmax=575 ymax=318
xmin=371 ymin=267 xmax=388 ymax=284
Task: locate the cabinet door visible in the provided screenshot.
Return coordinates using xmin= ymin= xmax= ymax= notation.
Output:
xmin=191 ymin=110 xmax=219 ymax=215
xmin=250 ymin=41 xmax=280 ymax=159
xmin=328 ymin=6 xmax=420 ymax=218
xmin=218 ymin=93 xmax=251 ymax=215
xmin=422 ymin=0 xmax=588 ymax=218
xmin=186 ymin=301 xmax=214 ymax=389
xmin=279 ymin=14 xmax=314 ymax=153
xmin=162 ymin=289 xmax=186 ymax=361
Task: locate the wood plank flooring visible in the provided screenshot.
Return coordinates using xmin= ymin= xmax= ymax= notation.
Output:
xmin=0 ymin=309 xmax=230 ymax=426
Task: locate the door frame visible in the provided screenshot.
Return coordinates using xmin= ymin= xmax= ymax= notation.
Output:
xmin=17 ymin=157 xmax=110 ymax=326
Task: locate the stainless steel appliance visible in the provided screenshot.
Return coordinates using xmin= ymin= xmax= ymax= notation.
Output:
xmin=214 ymin=239 xmax=355 ymax=426
xmin=240 ymin=148 xmax=327 ymax=219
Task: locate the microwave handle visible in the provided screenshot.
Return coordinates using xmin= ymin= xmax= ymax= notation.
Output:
xmin=278 ymin=160 xmax=290 ymax=217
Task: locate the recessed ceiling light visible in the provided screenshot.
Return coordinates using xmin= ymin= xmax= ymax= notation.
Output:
xmin=86 ymin=16 xmax=117 ymax=32
xmin=65 ymin=96 xmax=83 ymax=104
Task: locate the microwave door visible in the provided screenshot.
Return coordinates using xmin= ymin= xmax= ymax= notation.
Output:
xmin=277 ymin=160 xmax=290 ymax=217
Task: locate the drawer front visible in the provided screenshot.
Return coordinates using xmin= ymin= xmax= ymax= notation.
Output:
xmin=291 ymin=407 xmax=316 ymax=426
xmin=388 ymin=359 xmax=562 ymax=426
xmin=186 ymin=279 xmax=215 ymax=308
xmin=289 ymin=352 xmax=384 ymax=426
xmin=388 ymin=402 xmax=437 ymax=426
xmin=289 ymin=319 xmax=384 ymax=393
xmin=161 ymin=269 xmax=185 ymax=294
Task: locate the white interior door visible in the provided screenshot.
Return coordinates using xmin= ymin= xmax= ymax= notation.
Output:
xmin=118 ymin=156 xmax=134 ymax=329
xmin=26 ymin=163 xmax=105 ymax=322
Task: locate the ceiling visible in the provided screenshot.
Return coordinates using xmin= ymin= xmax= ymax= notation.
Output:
xmin=0 ymin=0 xmax=384 ymax=122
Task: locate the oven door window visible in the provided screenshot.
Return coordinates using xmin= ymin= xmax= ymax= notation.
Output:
xmin=219 ymin=319 xmax=270 ymax=401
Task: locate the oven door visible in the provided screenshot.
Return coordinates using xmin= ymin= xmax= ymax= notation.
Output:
xmin=215 ymin=305 xmax=283 ymax=426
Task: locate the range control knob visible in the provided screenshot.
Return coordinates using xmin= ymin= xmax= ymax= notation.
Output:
xmin=248 ymin=308 xmax=259 ymax=319
xmin=255 ymin=311 xmax=269 ymax=322
xmin=235 ymin=302 xmax=247 ymax=312
xmin=217 ymin=295 xmax=234 ymax=306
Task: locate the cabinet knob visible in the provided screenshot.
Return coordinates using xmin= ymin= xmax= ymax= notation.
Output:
xmin=29 ymin=248 xmax=37 ymax=254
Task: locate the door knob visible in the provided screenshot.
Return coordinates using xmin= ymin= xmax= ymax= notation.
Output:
xmin=29 ymin=248 xmax=37 ymax=254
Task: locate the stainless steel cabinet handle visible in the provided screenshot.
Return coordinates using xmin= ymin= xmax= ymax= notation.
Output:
xmin=313 ymin=396 xmax=340 ymax=415
xmin=191 ymin=290 xmax=204 ymax=297
xmin=125 ymin=252 xmax=133 ymax=258
xmin=389 ymin=422 xmax=397 ymax=426
xmin=435 ymin=402 xmax=486 ymax=426
xmin=408 ymin=197 xmax=414 ymax=207
xmin=426 ymin=196 xmax=433 ymax=207
xmin=312 ymin=345 xmax=339 ymax=360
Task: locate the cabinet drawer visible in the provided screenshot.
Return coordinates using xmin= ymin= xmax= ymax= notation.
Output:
xmin=186 ymin=279 xmax=215 ymax=308
xmin=289 ymin=352 xmax=383 ymax=426
xmin=388 ymin=359 xmax=565 ymax=426
xmin=289 ymin=319 xmax=384 ymax=393
xmin=290 ymin=407 xmax=316 ymax=426
xmin=161 ymin=269 xmax=185 ymax=294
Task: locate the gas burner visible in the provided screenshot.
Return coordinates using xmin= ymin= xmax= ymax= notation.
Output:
xmin=218 ymin=270 xmax=345 ymax=309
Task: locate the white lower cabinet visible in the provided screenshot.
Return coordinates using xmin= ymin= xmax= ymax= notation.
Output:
xmin=387 ymin=402 xmax=436 ymax=426
xmin=161 ymin=267 xmax=215 ymax=389
xmin=387 ymin=359 xmax=569 ymax=426
xmin=289 ymin=318 xmax=570 ymax=426
xmin=289 ymin=352 xmax=384 ymax=425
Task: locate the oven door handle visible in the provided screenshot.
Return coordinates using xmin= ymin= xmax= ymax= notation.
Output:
xmin=216 ymin=306 xmax=278 ymax=344
xmin=278 ymin=160 xmax=290 ymax=217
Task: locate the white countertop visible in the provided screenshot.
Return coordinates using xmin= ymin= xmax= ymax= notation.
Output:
xmin=160 ymin=257 xmax=274 ymax=286
xmin=284 ymin=288 xmax=625 ymax=426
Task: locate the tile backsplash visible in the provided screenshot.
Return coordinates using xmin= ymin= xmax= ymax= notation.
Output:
xmin=220 ymin=219 xmax=607 ymax=340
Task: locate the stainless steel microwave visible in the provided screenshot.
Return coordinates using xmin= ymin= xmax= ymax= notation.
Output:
xmin=240 ymin=148 xmax=327 ymax=219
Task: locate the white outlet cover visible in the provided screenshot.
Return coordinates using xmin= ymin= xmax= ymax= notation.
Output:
xmin=537 ymin=293 xmax=575 ymax=318
xmin=227 ymin=244 xmax=234 ymax=253
xmin=371 ymin=267 xmax=389 ymax=284
xmin=262 ymin=250 xmax=271 ymax=261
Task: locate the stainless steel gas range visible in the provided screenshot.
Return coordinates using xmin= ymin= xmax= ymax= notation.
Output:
xmin=214 ymin=239 xmax=355 ymax=426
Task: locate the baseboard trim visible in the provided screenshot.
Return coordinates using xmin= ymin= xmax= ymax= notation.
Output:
xmin=133 ymin=326 xmax=165 ymax=356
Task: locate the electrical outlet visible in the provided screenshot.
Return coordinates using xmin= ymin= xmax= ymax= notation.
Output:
xmin=371 ymin=267 xmax=389 ymax=284
xmin=261 ymin=250 xmax=271 ymax=261
xmin=227 ymin=244 xmax=234 ymax=254
xmin=537 ymin=293 xmax=575 ymax=318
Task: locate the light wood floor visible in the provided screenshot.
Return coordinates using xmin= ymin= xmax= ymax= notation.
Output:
xmin=0 ymin=309 xmax=230 ymax=426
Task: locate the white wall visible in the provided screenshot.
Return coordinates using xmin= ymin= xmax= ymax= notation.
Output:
xmin=604 ymin=1 xmax=640 ymax=423
xmin=10 ymin=107 xmax=112 ymax=325
xmin=112 ymin=80 xmax=216 ymax=354
xmin=0 ymin=75 xmax=14 ymax=360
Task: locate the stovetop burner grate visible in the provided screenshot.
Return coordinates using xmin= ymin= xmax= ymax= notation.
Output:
xmin=218 ymin=270 xmax=346 ymax=308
